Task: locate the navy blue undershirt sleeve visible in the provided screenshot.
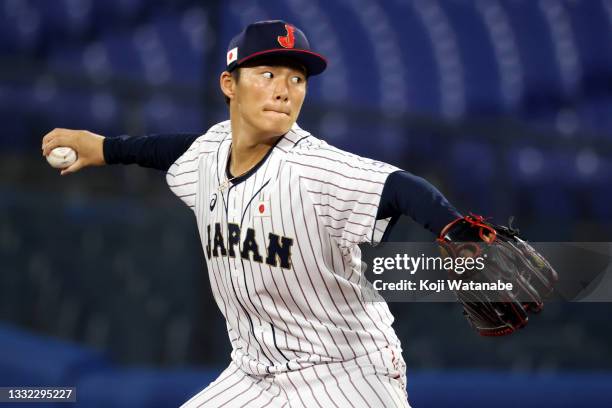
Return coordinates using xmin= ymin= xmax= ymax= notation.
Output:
xmin=376 ymin=170 xmax=462 ymax=236
xmin=103 ymin=133 xmax=201 ymax=172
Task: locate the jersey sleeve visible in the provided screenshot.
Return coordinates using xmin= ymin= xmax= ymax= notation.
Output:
xmin=289 ymin=141 xmax=401 ymax=248
xmin=165 ymin=121 xmax=230 ymax=210
xmin=165 ymin=138 xmax=202 ymax=209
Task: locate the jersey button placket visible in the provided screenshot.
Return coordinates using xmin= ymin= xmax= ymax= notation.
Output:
xmin=226 ymin=187 xmax=243 ymax=289
xmin=228 ymin=207 xmax=239 ymax=220
xmin=231 ymin=267 xmax=245 ymax=289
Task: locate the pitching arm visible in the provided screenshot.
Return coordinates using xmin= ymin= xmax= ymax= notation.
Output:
xmin=103 ymin=133 xmax=200 ymax=171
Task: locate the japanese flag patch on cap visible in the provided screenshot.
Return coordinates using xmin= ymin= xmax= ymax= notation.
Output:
xmin=227 ymin=47 xmax=238 ymax=65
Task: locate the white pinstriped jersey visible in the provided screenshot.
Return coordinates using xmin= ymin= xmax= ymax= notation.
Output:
xmin=166 ymin=120 xmax=404 ymax=377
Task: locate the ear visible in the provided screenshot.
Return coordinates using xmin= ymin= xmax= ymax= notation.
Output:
xmin=220 ymin=71 xmax=235 ymax=101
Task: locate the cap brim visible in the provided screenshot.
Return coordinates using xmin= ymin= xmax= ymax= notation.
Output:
xmin=235 ymin=49 xmax=327 ymax=76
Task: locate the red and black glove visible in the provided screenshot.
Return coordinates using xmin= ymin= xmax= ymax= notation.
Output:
xmin=438 ymin=215 xmax=558 ymax=336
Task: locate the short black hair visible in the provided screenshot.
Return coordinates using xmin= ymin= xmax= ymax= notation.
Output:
xmin=223 ymin=56 xmax=308 ymax=105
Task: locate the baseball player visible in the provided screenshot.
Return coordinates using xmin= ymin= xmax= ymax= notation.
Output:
xmin=42 ymin=20 xmax=555 ymax=407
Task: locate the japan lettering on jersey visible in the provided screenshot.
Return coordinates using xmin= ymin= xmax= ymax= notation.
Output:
xmin=166 ymin=120 xmax=404 ymax=377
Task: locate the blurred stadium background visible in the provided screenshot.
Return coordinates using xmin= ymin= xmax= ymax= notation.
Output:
xmin=1 ymin=0 xmax=612 ymax=406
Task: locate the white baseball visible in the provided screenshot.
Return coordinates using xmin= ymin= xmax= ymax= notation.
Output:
xmin=46 ymin=147 xmax=77 ymax=169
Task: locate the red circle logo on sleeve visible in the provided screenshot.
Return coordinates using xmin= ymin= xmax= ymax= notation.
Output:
xmin=258 ymin=204 xmax=265 ymax=213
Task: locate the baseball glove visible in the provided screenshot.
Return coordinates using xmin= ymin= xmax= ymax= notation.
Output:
xmin=437 ymin=214 xmax=558 ymax=336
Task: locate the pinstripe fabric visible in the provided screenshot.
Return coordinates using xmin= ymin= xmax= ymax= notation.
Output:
xmin=168 ymin=121 xmax=410 ymax=407
xmin=278 ymin=346 xmax=409 ymax=408
xmin=180 ymin=361 xmax=287 ymax=408
xmin=180 ymin=348 xmax=409 ymax=408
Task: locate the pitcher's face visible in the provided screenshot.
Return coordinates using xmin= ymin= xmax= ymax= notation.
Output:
xmin=224 ymin=63 xmax=307 ymax=137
